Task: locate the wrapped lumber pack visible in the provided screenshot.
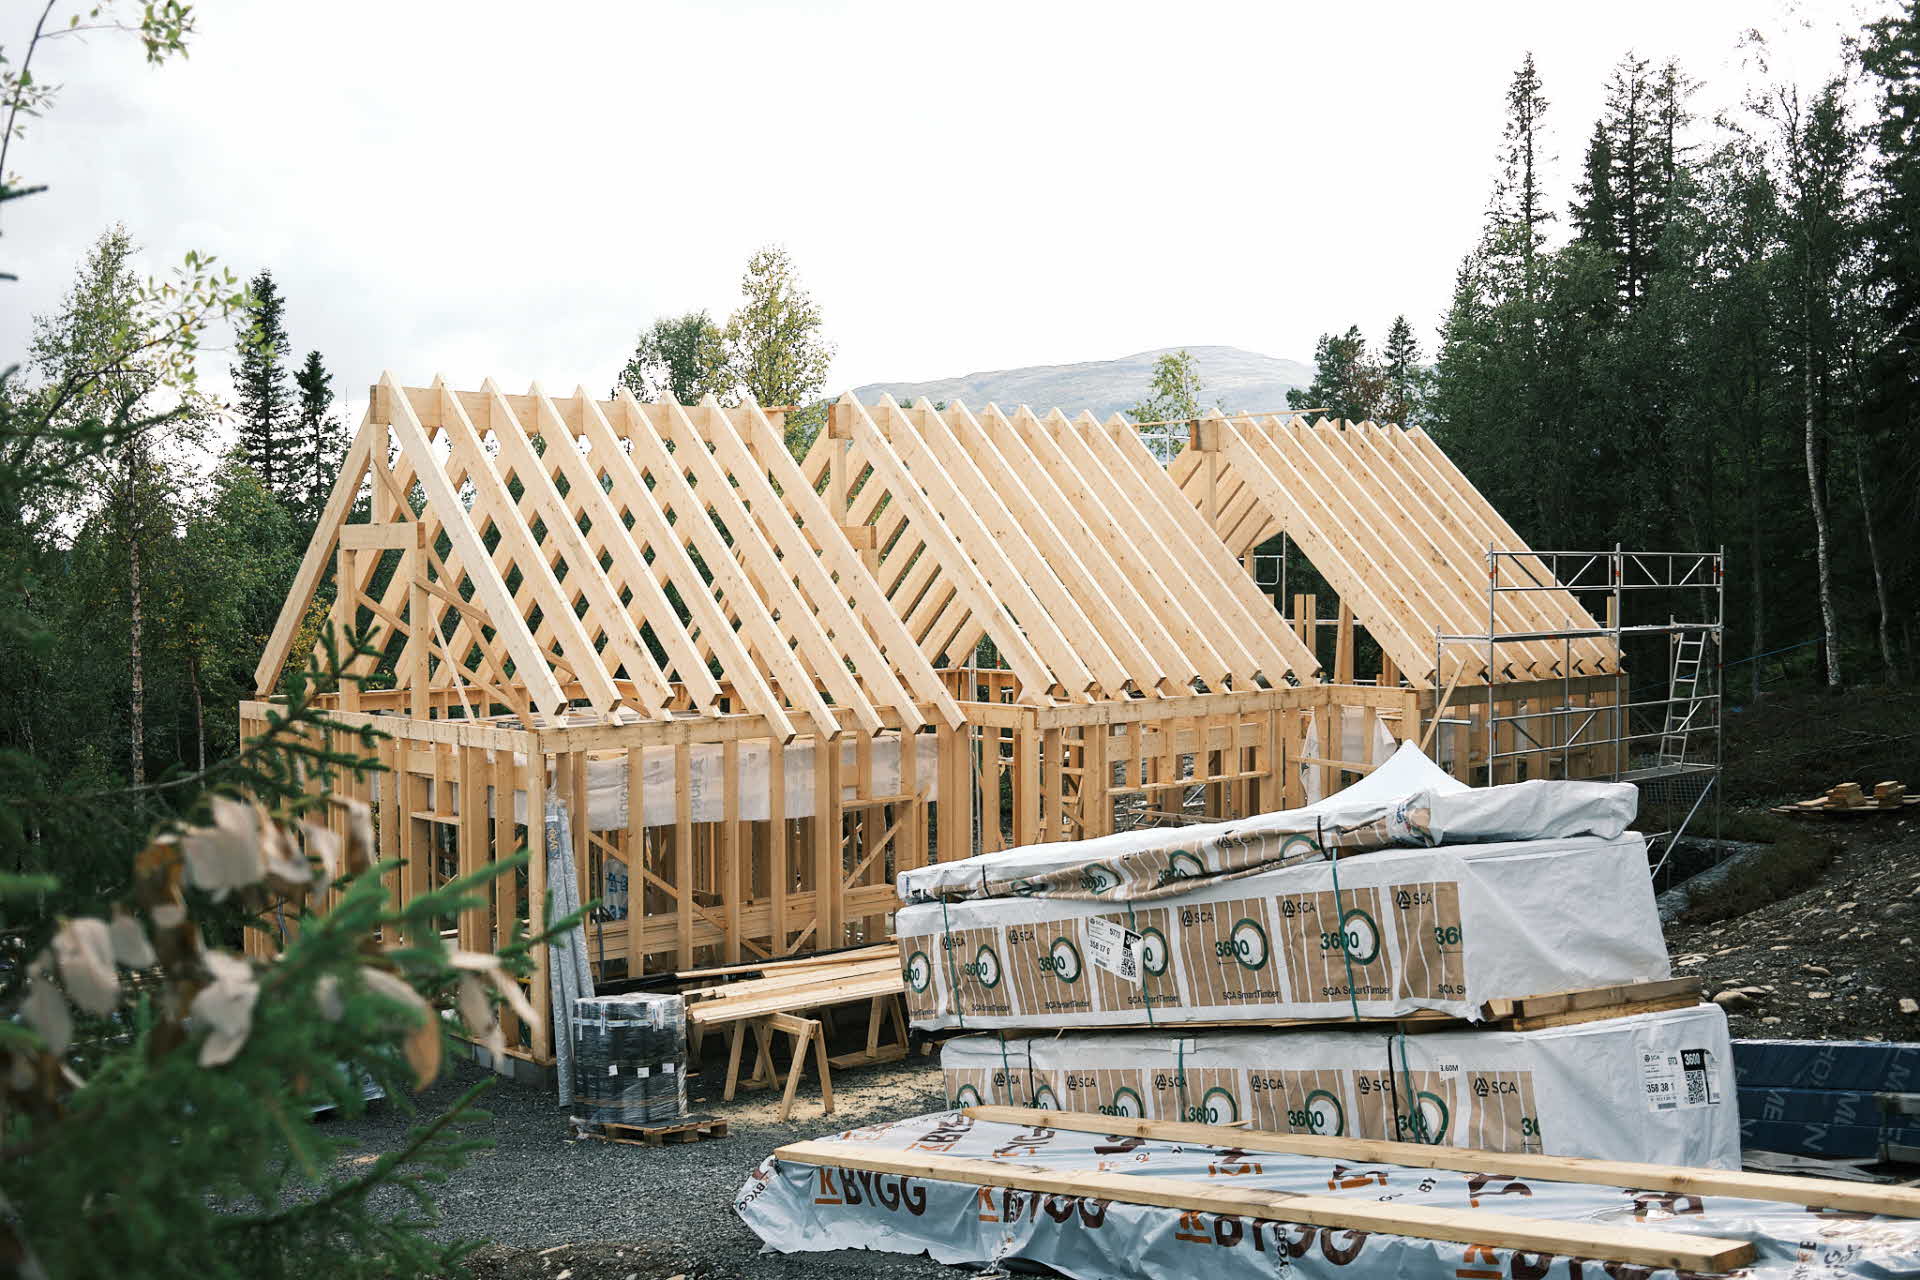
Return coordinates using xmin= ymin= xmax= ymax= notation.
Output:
xmin=895 ymin=744 xmax=1659 ymax=1031
xmin=736 ymin=1108 xmax=1920 ymax=1280
xmin=897 ymin=829 xmax=1665 ymax=1030
xmin=941 ymin=1003 xmax=1739 ymax=1168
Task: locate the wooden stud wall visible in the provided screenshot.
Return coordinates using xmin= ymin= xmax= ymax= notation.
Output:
xmin=244 ymin=383 xmax=1629 ymax=1069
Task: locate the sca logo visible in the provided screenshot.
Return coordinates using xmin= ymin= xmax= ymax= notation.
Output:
xmin=1215 ymin=917 xmax=1270 ymax=970
xmin=1396 ymin=1091 xmax=1451 ymax=1144
xmin=1185 ymin=1087 xmax=1240 ymax=1125
xmin=1138 ymin=926 xmax=1171 ymax=977
xmin=1099 ymin=1086 xmax=1146 ymax=1118
xmin=1280 ymin=833 xmax=1322 ymax=860
xmin=1287 ymin=1088 xmax=1346 ymax=1136
xmin=902 ymin=950 xmax=933 ymax=993
xmin=952 ymin=1083 xmax=984 ymax=1108
xmin=1157 ymin=851 xmax=1206 ymax=886
xmin=1078 ymin=863 xmax=1120 ymax=895
xmin=1320 ymin=907 xmax=1381 ymax=964
xmin=1037 ymin=936 xmax=1083 ymax=983
xmin=961 ymin=943 xmax=1002 ymax=989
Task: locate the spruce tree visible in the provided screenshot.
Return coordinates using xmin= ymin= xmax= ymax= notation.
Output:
xmin=234 ymin=270 xmax=295 ymax=501
xmin=1381 ymin=315 xmax=1425 ymax=426
xmin=292 ymin=349 xmax=345 ymax=527
xmin=1489 ymin=52 xmax=1553 ymax=289
xmin=1288 ymin=326 xmax=1383 ymax=422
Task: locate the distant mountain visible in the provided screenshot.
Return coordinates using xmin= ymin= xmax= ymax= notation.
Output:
xmin=850 ymin=344 xmax=1314 ymax=421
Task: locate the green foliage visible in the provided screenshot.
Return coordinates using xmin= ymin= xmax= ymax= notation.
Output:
xmin=724 ymin=244 xmax=834 ymax=423
xmin=1128 ymin=348 xmax=1204 ymax=424
xmin=1288 ymin=326 xmax=1389 ymax=422
xmin=291 ymin=349 xmax=347 ymax=531
xmin=234 ymin=270 xmax=295 ymax=500
xmin=0 ymin=637 xmax=554 ymax=1276
xmin=1677 ymin=832 xmax=1840 ymax=925
xmin=617 ymin=310 xmax=732 ymax=405
xmin=2 ymin=12 xmax=551 ymax=1276
xmin=1426 ymin=33 xmax=1918 ymax=686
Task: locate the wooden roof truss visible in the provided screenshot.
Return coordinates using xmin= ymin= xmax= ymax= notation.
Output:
xmin=799 ymin=395 xmax=1318 ymax=706
xmin=1170 ymin=413 xmax=1617 ymax=689
xmin=256 ymin=375 xmax=966 ymax=738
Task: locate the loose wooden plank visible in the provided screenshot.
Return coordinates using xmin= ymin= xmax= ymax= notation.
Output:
xmin=774 ymin=1139 xmax=1755 ymax=1272
xmin=963 ymin=1105 xmax=1920 ymax=1217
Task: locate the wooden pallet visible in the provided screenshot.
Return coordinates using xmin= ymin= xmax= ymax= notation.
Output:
xmin=570 ymin=1115 xmax=728 ymax=1147
xmin=1775 ymin=795 xmax=1920 ymax=818
xmin=1774 ymin=779 xmax=1915 ymax=818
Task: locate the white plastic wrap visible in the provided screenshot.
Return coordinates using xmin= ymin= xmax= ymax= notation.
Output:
xmin=897 ymin=743 xmax=1636 ymax=905
xmin=898 ymin=832 xmax=1668 ymax=1031
xmin=941 ymin=1004 xmax=1738 ymax=1169
xmin=736 ymin=1110 xmax=1920 ymax=1280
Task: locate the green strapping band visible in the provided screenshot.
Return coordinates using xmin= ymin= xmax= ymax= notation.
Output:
xmin=938 ymin=896 xmax=966 ymax=1030
xmin=1396 ymin=1031 xmax=1429 ymax=1144
xmin=1323 ymin=818 xmax=1364 ymax=1022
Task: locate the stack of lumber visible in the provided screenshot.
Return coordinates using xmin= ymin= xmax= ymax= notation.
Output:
xmin=890 ymin=744 xmax=1741 ymax=1166
xmin=1774 ymin=779 xmax=1918 ymax=818
xmin=680 ymin=944 xmax=907 ymax=1121
xmin=1735 ymin=1039 xmax=1920 ymax=1161
xmin=942 ymin=998 xmax=1735 ymax=1167
xmin=737 ymin=1105 xmax=1920 ymax=1280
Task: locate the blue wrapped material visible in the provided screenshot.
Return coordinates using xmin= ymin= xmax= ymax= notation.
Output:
xmin=1731 ymin=1039 xmax=1920 ymax=1092
xmin=1738 ymin=1084 xmax=1913 ymax=1127
xmin=1740 ymin=1115 xmax=1920 ymax=1159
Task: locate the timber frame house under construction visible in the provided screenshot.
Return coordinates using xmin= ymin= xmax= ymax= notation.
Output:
xmin=242 ymin=376 xmax=1625 ymax=1067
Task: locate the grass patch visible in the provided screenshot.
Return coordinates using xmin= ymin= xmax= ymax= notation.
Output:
xmin=1636 ymin=803 xmax=1794 ymax=844
xmin=1678 ymin=834 xmax=1841 ymax=926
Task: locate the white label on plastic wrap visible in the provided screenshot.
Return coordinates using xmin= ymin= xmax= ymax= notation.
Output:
xmin=1641 ymin=1050 xmax=1681 ymax=1111
xmin=1679 ymin=1048 xmax=1720 ymax=1107
xmin=1085 ymin=917 xmax=1142 ymax=984
xmin=608 ymin=1065 xmax=618 ymax=1076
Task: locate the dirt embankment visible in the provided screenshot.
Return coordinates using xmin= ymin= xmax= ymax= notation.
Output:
xmin=1660 ymin=685 xmax=1920 ymax=1042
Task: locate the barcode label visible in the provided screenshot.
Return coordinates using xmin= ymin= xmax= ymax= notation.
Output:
xmin=1085 ymin=916 xmax=1143 ymax=984
xmin=1641 ymin=1050 xmax=1680 ymax=1111
xmin=1680 ymin=1048 xmax=1719 ymax=1107
xmin=1643 ymin=1048 xmax=1721 ymax=1111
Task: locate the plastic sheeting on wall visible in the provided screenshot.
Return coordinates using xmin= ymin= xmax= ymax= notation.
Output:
xmin=736 ymin=1110 xmax=1920 ymax=1280
xmin=376 ymin=732 xmax=940 ymax=832
xmin=1300 ymin=704 xmax=1400 ymax=802
xmin=897 ymin=832 xmax=1668 ymax=1031
xmin=941 ymin=1004 xmax=1738 ymax=1169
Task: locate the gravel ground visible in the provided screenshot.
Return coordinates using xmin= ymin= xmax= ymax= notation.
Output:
xmin=1664 ymin=821 xmax=1920 ymax=1041
xmin=326 ymin=1042 xmax=956 ymax=1280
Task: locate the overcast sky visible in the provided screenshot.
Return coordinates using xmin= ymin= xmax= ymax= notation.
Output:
xmin=4 ymin=0 xmax=1863 ymax=418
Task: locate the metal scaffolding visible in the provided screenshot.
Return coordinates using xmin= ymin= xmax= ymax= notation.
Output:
xmin=1434 ymin=546 xmax=1725 ymax=874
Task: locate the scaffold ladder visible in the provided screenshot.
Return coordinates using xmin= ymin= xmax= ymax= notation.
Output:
xmin=1658 ymin=628 xmax=1712 ymax=766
